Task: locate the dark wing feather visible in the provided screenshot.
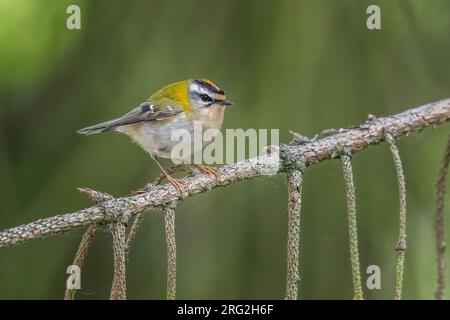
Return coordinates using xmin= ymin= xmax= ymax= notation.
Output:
xmin=108 ymin=102 xmax=182 ymax=127
xmin=76 ymin=102 xmax=183 ymax=135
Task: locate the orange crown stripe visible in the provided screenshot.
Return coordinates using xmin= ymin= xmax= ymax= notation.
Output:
xmin=202 ymin=79 xmax=220 ymax=90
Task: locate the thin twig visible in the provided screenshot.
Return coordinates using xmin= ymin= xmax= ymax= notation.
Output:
xmin=285 ymin=169 xmax=304 ymax=300
xmin=384 ymin=131 xmax=407 ymax=300
xmin=1 ymin=98 xmax=450 ymax=248
xmin=340 ymin=151 xmax=364 ymax=300
xmin=125 ymin=212 xmax=144 ymax=260
xmin=110 ymin=221 xmax=127 ymax=300
xmin=164 ymin=201 xmax=177 ymax=300
xmin=64 ymin=187 xmax=112 ymax=300
xmin=435 ymin=134 xmax=450 ymax=300
xmin=64 ymin=224 xmax=98 ymax=300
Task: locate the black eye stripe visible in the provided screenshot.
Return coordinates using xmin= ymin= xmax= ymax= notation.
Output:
xmin=200 ymin=93 xmax=213 ymax=103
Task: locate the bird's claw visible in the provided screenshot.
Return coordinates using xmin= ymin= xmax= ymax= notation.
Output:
xmin=166 ymin=176 xmax=187 ymax=198
xmin=191 ymin=164 xmax=220 ymax=179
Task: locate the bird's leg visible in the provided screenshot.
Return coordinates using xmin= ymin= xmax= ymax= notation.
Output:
xmin=189 ymin=164 xmax=220 ymax=178
xmin=152 ymin=157 xmax=186 ymax=197
xmin=132 ymin=164 xmax=190 ymax=195
xmin=153 ymin=164 xmax=191 ymax=186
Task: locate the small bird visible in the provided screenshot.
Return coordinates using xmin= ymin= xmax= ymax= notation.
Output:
xmin=77 ymin=79 xmax=233 ymax=194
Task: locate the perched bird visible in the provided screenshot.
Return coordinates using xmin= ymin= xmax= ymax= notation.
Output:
xmin=77 ymin=79 xmax=233 ymax=194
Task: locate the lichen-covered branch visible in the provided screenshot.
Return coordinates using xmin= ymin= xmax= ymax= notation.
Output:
xmin=0 ymin=98 xmax=450 ymax=249
xmin=64 ymin=224 xmax=98 ymax=300
xmin=110 ymin=221 xmax=128 ymax=300
xmin=285 ymin=169 xmax=304 ymax=300
xmin=125 ymin=212 xmax=144 ymax=260
xmin=340 ymin=152 xmax=363 ymax=300
xmin=384 ymin=131 xmax=407 ymax=300
xmin=435 ymin=134 xmax=450 ymax=300
xmin=164 ymin=201 xmax=177 ymax=300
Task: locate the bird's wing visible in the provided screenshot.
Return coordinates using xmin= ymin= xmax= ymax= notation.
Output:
xmin=77 ymin=100 xmax=185 ymax=135
xmin=106 ymin=101 xmax=184 ymax=128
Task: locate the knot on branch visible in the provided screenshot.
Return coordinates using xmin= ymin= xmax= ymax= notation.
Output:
xmin=161 ymin=199 xmax=178 ymax=211
xmin=367 ymin=114 xmax=378 ymax=122
xmin=382 ymin=128 xmax=396 ymax=143
xmin=332 ymin=145 xmax=352 ymax=160
xmin=78 ymin=187 xmax=132 ymax=224
xmin=280 ymin=146 xmax=306 ymax=174
xmin=395 ymin=240 xmax=407 ymax=251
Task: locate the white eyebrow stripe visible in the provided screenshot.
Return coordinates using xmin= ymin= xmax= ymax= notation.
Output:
xmin=190 ymin=82 xmax=212 ymax=96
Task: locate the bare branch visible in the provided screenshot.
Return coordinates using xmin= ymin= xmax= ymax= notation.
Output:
xmin=384 ymin=131 xmax=407 ymax=300
xmin=435 ymin=134 xmax=450 ymax=300
xmin=285 ymin=169 xmax=304 ymax=300
xmin=340 ymin=151 xmax=363 ymax=300
xmin=1 ymin=98 xmax=449 ymax=249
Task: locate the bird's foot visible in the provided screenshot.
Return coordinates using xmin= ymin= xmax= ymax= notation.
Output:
xmin=151 ymin=164 xmax=192 ymax=186
xmin=165 ymin=175 xmax=187 ymax=197
xmin=131 ymin=165 xmax=190 ymax=196
xmin=190 ymin=164 xmax=220 ymax=179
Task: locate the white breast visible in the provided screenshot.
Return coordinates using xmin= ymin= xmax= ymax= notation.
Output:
xmin=117 ymin=106 xmax=225 ymax=162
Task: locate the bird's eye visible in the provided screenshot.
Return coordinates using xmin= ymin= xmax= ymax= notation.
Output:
xmin=200 ymin=94 xmax=212 ymax=103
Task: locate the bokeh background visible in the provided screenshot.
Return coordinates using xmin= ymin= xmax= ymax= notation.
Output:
xmin=0 ymin=0 xmax=449 ymax=299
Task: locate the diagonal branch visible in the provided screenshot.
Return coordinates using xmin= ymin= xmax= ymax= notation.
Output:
xmin=0 ymin=98 xmax=450 ymax=249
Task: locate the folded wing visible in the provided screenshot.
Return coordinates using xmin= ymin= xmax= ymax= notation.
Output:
xmin=76 ymin=102 xmax=183 ymax=135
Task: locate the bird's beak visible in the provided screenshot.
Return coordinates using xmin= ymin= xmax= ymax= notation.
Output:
xmin=219 ymin=100 xmax=234 ymax=107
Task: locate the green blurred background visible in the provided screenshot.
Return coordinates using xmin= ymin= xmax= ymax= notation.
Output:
xmin=0 ymin=0 xmax=449 ymax=299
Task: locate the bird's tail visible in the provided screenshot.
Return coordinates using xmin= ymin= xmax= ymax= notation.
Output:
xmin=76 ymin=119 xmax=117 ymax=135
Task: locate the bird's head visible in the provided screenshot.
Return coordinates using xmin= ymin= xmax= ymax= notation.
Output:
xmin=151 ymin=79 xmax=233 ymax=112
xmin=188 ymin=79 xmax=233 ymax=110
